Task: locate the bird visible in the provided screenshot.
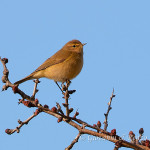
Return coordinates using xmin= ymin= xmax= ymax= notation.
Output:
xmin=14 ymin=39 xmax=86 ymax=90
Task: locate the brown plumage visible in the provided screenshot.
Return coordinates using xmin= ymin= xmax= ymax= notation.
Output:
xmin=14 ymin=40 xmax=86 ymax=85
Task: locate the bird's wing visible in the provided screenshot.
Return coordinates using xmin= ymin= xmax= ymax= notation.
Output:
xmin=32 ymin=49 xmax=73 ymax=73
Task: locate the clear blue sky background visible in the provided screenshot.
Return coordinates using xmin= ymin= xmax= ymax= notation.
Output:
xmin=0 ymin=0 xmax=150 ymax=150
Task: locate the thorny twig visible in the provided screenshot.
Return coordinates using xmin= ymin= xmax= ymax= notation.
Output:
xmin=104 ymin=88 xmax=115 ymax=131
xmin=1 ymin=57 xmax=150 ymax=150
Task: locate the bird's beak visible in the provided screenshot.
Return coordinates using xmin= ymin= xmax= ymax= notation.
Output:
xmin=82 ymin=43 xmax=87 ymax=46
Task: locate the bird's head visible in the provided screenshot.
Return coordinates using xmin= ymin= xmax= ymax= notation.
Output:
xmin=63 ymin=40 xmax=86 ymax=53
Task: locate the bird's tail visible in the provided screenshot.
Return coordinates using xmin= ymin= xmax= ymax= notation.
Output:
xmin=14 ymin=74 xmax=33 ymax=85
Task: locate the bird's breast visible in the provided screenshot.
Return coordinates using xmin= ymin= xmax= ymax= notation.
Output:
xmin=43 ymin=53 xmax=83 ymax=82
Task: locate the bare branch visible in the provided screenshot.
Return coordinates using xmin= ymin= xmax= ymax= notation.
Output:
xmin=1 ymin=57 xmax=150 ymax=150
xmin=31 ymin=79 xmax=40 ymax=99
xmin=0 ymin=57 xmax=37 ymax=101
xmin=65 ymin=132 xmax=81 ymax=150
xmin=104 ymin=88 xmax=115 ymax=131
xmin=56 ymin=102 xmax=64 ymax=115
xmin=0 ymin=57 xmax=14 ymax=90
xmin=5 ymin=109 xmax=41 ymax=135
xmin=64 ymin=80 xmax=71 ymax=117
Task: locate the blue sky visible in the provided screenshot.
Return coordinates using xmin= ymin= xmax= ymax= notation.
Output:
xmin=0 ymin=0 xmax=150 ymax=149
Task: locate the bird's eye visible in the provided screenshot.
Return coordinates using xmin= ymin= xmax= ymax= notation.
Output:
xmin=72 ymin=45 xmax=76 ymax=47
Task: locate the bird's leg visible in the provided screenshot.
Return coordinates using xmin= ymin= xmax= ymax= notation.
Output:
xmin=61 ymin=82 xmax=67 ymax=91
xmin=55 ymin=81 xmax=64 ymax=94
xmin=61 ymin=82 xmax=65 ymax=88
xmin=66 ymin=80 xmax=71 ymax=87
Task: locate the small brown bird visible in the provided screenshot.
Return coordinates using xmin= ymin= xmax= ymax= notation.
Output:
xmin=14 ymin=40 xmax=86 ymax=88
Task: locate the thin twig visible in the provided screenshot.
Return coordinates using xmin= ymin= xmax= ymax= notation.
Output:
xmin=56 ymin=102 xmax=64 ymax=115
xmin=64 ymin=80 xmax=70 ymax=117
xmin=65 ymin=132 xmax=81 ymax=150
xmin=5 ymin=113 xmax=38 ymax=135
xmin=0 ymin=57 xmax=33 ymax=101
xmin=0 ymin=57 xmax=14 ymax=89
xmin=104 ymin=88 xmax=115 ymax=131
xmin=31 ymin=79 xmax=40 ymax=99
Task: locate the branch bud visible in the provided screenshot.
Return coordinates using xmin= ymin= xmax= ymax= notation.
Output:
xmin=16 ymin=127 xmax=20 ymax=133
xmin=2 ymin=85 xmax=7 ymax=91
xmin=34 ymin=99 xmax=39 ymax=105
xmin=62 ymin=103 xmax=68 ymax=107
xmin=145 ymin=140 xmax=150 ymax=147
xmin=3 ymin=69 xmax=9 ymax=76
xmin=68 ymin=90 xmax=76 ymax=94
xmin=51 ymin=107 xmax=57 ymax=113
xmin=5 ymin=129 xmax=12 ymax=135
xmin=2 ymin=58 xmax=8 ymax=64
xmin=111 ymin=129 xmax=116 ymax=136
xmin=69 ymin=108 xmax=74 ymax=113
xmin=97 ymin=121 xmax=101 ymax=128
xmin=22 ymin=101 xmax=35 ymax=107
xmin=18 ymin=119 xmax=22 ymax=124
xmin=93 ymin=124 xmax=97 ymax=128
xmin=12 ymin=85 xmax=19 ymax=93
xmin=57 ymin=117 xmax=63 ymax=123
xmin=139 ymin=128 xmax=144 ymax=135
xmin=1 ymin=76 xmax=6 ymax=83
xmin=43 ymin=104 xmax=49 ymax=108
xmin=73 ymin=111 xmax=79 ymax=118
xmin=129 ymin=131 xmax=136 ymax=143
xmin=129 ymin=131 xmax=135 ymax=137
